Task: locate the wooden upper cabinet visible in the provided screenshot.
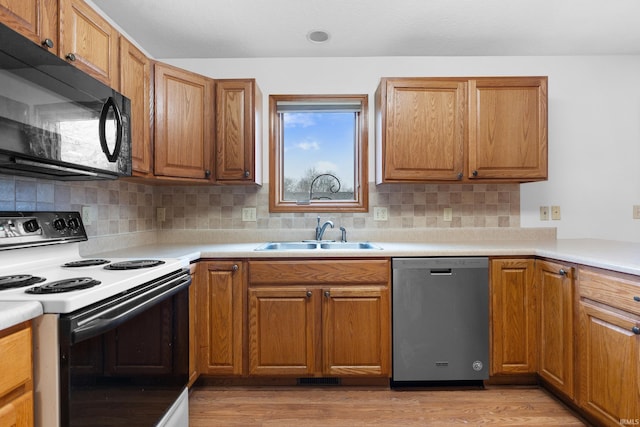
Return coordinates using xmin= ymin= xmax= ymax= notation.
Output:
xmin=120 ymin=37 xmax=152 ymax=176
xmin=490 ymin=258 xmax=537 ymax=375
xmin=375 ymin=76 xmax=548 ymax=183
xmin=468 ymin=77 xmax=548 ymax=180
xmin=0 ymin=0 xmax=58 ymax=54
xmin=375 ymin=78 xmax=466 ymax=183
xmin=154 ymin=62 xmax=214 ymax=182
xmin=215 ymin=79 xmax=262 ymax=185
xmin=59 ymin=0 xmax=119 ymax=87
xmin=536 ymin=259 xmax=575 ymax=399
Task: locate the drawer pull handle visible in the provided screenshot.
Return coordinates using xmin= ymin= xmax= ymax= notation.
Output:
xmin=231 ymin=264 xmax=238 ymax=272
xmin=324 ymin=291 xmax=330 ymax=298
xmin=306 ymin=291 xmax=312 ymax=298
xmin=558 ymin=269 xmax=567 ymax=276
xmin=632 ymin=326 xmax=640 ymax=335
xmin=634 ymin=296 xmax=640 ymax=302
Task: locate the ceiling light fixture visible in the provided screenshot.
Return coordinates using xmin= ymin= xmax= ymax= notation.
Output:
xmin=307 ymin=30 xmax=330 ymax=44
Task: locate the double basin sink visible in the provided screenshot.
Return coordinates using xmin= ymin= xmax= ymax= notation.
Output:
xmin=255 ymin=241 xmax=383 ymax=251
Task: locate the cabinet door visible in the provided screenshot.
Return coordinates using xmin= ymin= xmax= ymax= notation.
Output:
xmin=0 ymin=392 xmax=33 ymax=427
xmin=248 ymin=287 xmax=316 ymax=376
xmin=376 ymin=78 xmax=466 ymax=182
xmin=120 ymin=37 xmax=152 ymax=176
xmin=0 ymin=0 xmax=57 ymax=53
xmin=215 ymin=79 xmax=262 ymax=184
xmin=59 ymin=0 xmax=119 ymax=87
xmin=322 ymin=286 xmax=390 ymax=376
xmin=154 ymin=62 xmax=214 ymax=181
xmin=199 ymin=261 xmax=244 ymax=376
xmin=578 ymin=300 xmax=640 ymax=426
xmin=468 ymin=77 xmax=547 ymax=180
xmin=490 ymin=258 xmax=537 ymax=374
xmin=537 ymin=260 xmax=575 ymax=398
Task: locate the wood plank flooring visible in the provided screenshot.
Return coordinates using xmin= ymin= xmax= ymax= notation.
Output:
xmin=189 ymin=385 xmax=588 ymax=426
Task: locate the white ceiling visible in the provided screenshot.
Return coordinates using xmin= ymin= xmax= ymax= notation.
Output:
xmin=91 ymin=0 xmax=640 ymax=59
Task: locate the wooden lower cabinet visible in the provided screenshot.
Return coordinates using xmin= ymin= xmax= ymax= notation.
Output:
xmin=198 ymin=260 xmax=245 ymax=376
xmin=490 ymin=258 xmax=537 ymax=375
xmin=248 ymin=259 xmax=391 ymax=378
xmin=537 ymin=259 xmax=575 ymax=399
xmin=0 ymin=321 xmax=34 ymax=427
xmin=577 ymin=267 xmax=640 ymax=426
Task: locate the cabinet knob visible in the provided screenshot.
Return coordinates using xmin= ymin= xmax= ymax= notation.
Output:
xmin=457 ymin=172 xmax=463 ymax=180
xmin=634 ymin=296 xmax=640 ymax=302
xmin=632 ymin=326 xmax=640 ymax=335
xmin=66 ymin=53 xmax=76 ymax=61
xmin=42 ymin=38 xmax=54 ymax=49
xmin=324 ymin=291 xmax=330 ymax=298
xmin=306 ymin=291 xmax=312 ymax=298
xmin=472 ymin=170 xmax=479 ymax=177
xmin=204 ymin=169 xmax=211 ymax=178
xmin=559 ymin=269 xmax=567 ymax=276
xmin=231 ymin=264 xmax=238 ymax=272
xmin=244 ymin=170 xmax=250 ymax=178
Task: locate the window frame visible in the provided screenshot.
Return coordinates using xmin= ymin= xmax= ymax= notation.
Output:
xmin=268 ymin=94 xmax=369 ymax=213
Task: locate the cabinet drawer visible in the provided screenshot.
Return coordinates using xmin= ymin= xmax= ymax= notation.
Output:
xmin=0 ymin=324 xmax=32 ymax=398
xmin=249 ymin=259 xmax=390 ymax=285
xmin=578 ymin=267 xmax=640 ymax=315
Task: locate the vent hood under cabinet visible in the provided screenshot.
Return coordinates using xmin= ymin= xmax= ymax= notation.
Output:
xmin=0 ymin=23 xmax=131 ymax=180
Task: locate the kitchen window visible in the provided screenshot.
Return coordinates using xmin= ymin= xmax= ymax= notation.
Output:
xmin=268 ymin=94 xmax=368 ymax=212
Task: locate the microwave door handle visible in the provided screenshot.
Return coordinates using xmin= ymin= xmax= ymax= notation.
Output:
xmin=70 ymin=275 xmax=191 ymax=344
xmin=98 ymin=97 xmax=123 ymax=163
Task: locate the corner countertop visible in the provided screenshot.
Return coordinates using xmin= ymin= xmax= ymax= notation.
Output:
xmin=90 ymin=238 xmax=640 ymax=277
xmin=0 ymin=301 xmax=43 ymax=331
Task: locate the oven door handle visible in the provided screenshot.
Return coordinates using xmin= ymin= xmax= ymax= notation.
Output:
xmin=71 ymin=273 xmax=191 ymax=344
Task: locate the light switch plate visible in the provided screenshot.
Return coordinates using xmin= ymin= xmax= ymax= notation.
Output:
xmin=443 ymin=208 xmax=453 ymax=222
xmin=156 ymin=207 xmax=166 ymax=222
xmin=81 ymin=206 xmax=93 ymax=225
xmin=633 ymin=205 xmax=640 ymax=219
xmin=242 ymin=208 xmax=257 ymax=222
xmin=551 ymin=205 xmax=561 ymax=220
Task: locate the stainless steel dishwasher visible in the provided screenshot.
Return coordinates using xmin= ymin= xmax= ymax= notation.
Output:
xmin=392 ymin=257 xmax=489 ymax=385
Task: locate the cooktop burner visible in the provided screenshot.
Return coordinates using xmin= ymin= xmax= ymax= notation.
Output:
xmin=104 ymin=260 xmax=166 ymax=270
xmin=25 ymin=277 xmax=101 ymax=294
xmin=63 ymin=259 xmax=111 ymax=268
xmin=0 ymin=275 xmax=46 ymax=290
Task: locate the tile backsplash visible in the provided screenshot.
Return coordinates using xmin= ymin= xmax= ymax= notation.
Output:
xmin=0 ymin=175 xmax=520 ymax=238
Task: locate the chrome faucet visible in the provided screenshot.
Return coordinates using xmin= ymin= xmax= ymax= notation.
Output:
xmin=315 ymin=216 xmax=334 ymax=241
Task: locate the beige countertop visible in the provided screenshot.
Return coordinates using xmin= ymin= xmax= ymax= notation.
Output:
xmin=0 ymin=301 xmax=43 ymax=331
xmin=91 ymin=238 xmax=640 ymax=277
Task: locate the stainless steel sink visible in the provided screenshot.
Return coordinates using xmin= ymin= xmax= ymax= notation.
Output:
xmin=319 ymin=242 xmax=382 ymax=250
xmin=254 ymin=242 xmax=319 ymax=251
xmin=254 ymin=241 xmax=382 ymax=251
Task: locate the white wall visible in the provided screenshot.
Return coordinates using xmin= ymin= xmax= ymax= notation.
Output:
xmin=163 ymin=56 xmax=640 ymax=242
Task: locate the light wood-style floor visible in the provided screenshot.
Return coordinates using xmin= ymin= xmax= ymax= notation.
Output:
xmin=189 ymin=385 xmax=588 ymax=426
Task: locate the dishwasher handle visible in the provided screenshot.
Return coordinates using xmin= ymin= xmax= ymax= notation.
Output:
xmin=430 ymin=269 xmax=453 ymax=276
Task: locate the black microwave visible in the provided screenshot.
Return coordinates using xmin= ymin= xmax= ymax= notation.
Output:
xmin=0 ymin=23 xmax=131 ymax=180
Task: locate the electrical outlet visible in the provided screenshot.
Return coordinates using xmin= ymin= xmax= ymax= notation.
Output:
xmin=156 ymin=207 xmax=166 ymax=222
xmin=81 ymin=206 xmax=93 ymax=225
xmin=551 ymin=205 xmax=561 ymax=220
xmin=242 ymin=207 xmax=257 ymax=222
xmin=539 ymin=206 xmax=549 ymax=221
xmin=633 ymin=205 xmax=640 ymax=219
xmin=373 ymin=207 xmax=388 ymax=221
xmin=443 ymin=208 xmax=453 ymax=222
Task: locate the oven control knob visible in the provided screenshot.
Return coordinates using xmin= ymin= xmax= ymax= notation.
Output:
xmin=67 ymin=217 xmax=80 ymax=230
xmin=53 ymin=218 xmax=67 ymax=231
xmin=23 ymin=219 xmax=40 ymax=233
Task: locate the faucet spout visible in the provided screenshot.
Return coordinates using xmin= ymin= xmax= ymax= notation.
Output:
xmin=315 ymin=217 xmax=334 ymax=241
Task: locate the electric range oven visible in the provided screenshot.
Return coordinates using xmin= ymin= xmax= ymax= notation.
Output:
xmin=0 ymin=212 xmax=191 ymax=427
